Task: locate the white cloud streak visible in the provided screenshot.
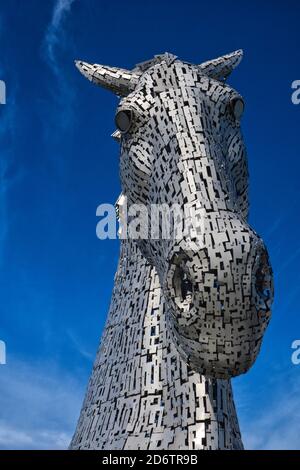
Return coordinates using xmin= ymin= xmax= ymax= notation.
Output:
xmin=43 ymin=0 xmax=76 ymax=76
xmin=67 ymin=329 xmax=94 ymax=362
xmin=0 ymin=358 xmax=84 ymax=449
xmin=235 ymin=369 xmax=300 ymax=450
xmin=41 ymin=0 xmax=77 ymax=133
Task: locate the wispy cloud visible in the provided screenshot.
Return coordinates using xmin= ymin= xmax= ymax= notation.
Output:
xmin=0 ymin=358 xmax=84 ymax=449
xmin=235 ymin=369 xmax=300 ymax=450
xmin=43 ymin=0 xmax=76 ymax=76
xmin=278 ymin=246 xmax=300 ymax=273
xmin=0 ymin=423 xmax=71 ymax=449
xmin=67 ymin=329 xmax=94 ymax=362
xmin=41 ymin=0 xmax=77 ymax=132
xmin=265 ymin=214 xmax=285 ymax=238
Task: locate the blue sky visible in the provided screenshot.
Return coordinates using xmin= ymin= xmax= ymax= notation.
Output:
xmin=0 ymin=0 xmax=300 ymax=449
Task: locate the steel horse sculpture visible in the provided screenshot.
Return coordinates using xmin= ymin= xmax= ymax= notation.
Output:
xmin=70 ymin=50 xmax=274 ymax=450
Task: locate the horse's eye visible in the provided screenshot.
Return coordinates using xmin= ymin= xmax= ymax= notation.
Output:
xmin=115 ymin=109 xmax=133 ymax=133
xmin=229 ymin=97 xmax=244 ymax=120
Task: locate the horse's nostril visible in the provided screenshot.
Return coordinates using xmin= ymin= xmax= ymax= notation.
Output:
xmin=181 ymin=275 xmax=193 ymax=301
xmin=171 ymin=265 xmax=193 ymax=305
xmin=254 ymin=248 xmax=273 ymax=303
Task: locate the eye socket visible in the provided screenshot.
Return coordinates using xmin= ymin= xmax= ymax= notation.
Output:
xmin=229 ymin=97 xmax=245 ymax=120
xmin=115 ymin=109 xmax=133 ymax=133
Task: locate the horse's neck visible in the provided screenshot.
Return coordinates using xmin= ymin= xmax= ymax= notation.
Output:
xmin=70 ymin=240 xmax=243 ymax=450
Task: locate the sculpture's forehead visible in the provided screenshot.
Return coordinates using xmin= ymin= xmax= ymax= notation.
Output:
xmin=138 ymin=60 xmax=200 ymax=88
xmin=136 ymin=60 xmax=235 ymax=97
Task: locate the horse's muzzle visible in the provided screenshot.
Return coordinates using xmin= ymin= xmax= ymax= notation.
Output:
xmin=162 ymin=212 xmax=274 ymax=379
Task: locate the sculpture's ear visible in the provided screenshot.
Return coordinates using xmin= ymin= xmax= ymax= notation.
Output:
xmin=198 ymin=49 xmax=243 ymax=81
xmin=75 ymin=60 xmax=140 ymax=96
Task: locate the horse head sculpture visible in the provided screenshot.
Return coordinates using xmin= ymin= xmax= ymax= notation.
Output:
xmin=76 ymin=51 xmax=274 ymax=380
